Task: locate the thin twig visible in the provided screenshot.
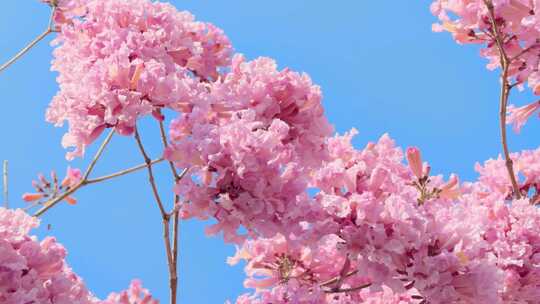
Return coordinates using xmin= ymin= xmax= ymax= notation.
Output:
xmin=31 ymin=157 xmax=157 ymax=214
xmin=133 ymin=125 xmax=177 ymax=304
xmin=0 ymin=7 xmax=56 ymax=73
xmin=162 ymin=217 xmax=176 ymax=304
xmin=133 ymin=127 xmax=168 ymax=218
xmin=510 ymin=43 xmax=540 ymax=62
xmin=483 ymin=0 xmax=522 ymax=199
xmin=158 ymin=117 xmax=181 ymax=181
xmin=86 ymin=158 xmax=164 ymax=185
xmin=83 ymin=130 xmax=115 ymax=180
xmin=323 ymin=283 xmax=372 ymax=294
xmin=319 ymin=270 xmax=359 ymax=287
xmin=34 ymin=129 xmax=115 ymax=217
xmin=171 ymin=209 xmax=179 ymax=301
xmin=158 ymin=116 xmax=183 ymax=303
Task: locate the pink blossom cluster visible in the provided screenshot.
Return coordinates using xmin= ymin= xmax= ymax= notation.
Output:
xmin=22 ymin=167 xmax=82 ymax=206
xmin=474 ymin=146 xmax=540 ymax=202
xmin=101 ymin=280 xmax=159 ymax=304
xmin=227 ymin=132 xmax=540 ymax=303
xmin=234 ymin=284 xmax=416 ymax=304
xmin=166 ymin=54 xmax=333 ymax=243
xmin=431 ymin=0 xmax=540 ymax=131
xmin=229 ymin=233 xmax=417 ymax=303
xmin=46 ymin=0 xmax=232 ymax=159
xmin=0 ymin=207 xmax=158 ymax=304
xmin=0 ymin=207 xmax=95 ymax=304
xmin=41 ymin=0 xmax=88 ymax=27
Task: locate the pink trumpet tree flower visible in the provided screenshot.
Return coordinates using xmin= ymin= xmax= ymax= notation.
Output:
xmin=507 ymin=100 xmax=540 ymax=132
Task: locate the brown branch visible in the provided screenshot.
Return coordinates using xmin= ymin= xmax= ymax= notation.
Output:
xmin=133 ymin=127 xmax=168 ymax=218
xmin=134 ymin=125 xmax=177 ymax=304
xmin=0 ymin=7 xmax=56 ymax=73
xmin=158 ymin=116 xmax=181 ymax=181
xmin=34 ymin=128 xmax=115 ymax=217
xmin=510 ymin=44 xmax=540 ymax=62
xmin=32 ymin=157 xmax=161 ymax=213
xmin=323 ymin=283 xmax=372 ymax=294
xmin=162 ymin=217 xmax=176 ymax=304
xmin=85 ymin=158 xmax=164 ymax=185
xmin=483 ymin=0 xmax=522 ymax=199
xmin=157 ymin=115 xmax=184 ymax=303
xmin=319 ymin=270 xmax=359 ymax=287
xmin=171 ymin=210 xmax=179 ymax=303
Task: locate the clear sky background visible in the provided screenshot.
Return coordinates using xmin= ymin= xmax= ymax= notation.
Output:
xmin=0 ymin=1 xmax=538 ymax=303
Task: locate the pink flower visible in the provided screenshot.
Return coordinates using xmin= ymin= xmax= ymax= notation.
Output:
xmin=0 ymin=207 xmax=96 ymax=303
xmin=406 ymin=146 xmax=423 ymax=179
xmin=0 ymin=207 xmax=157 ymax=303
xmin=439 ymin=174 xmax=460 ymax=199
xmin=507 ymin=101 xmax=540 ymax=133
xmin=101 ymin=280 xmax=158 ymax=304
xmin=431 ymin=0 xmax=540 ymax=98
xmin=22 ymin=193 xmax=45 ymax=202
xmin=61 ymin=166 xmax=82 ymax=188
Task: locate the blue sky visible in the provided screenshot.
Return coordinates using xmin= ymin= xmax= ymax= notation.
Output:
xmin=0 ymin=1 xmax=537 ymax=303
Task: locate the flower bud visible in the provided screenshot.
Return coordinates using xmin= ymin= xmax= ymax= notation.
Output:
xmin=22 ymin=193 xmax=44 ymax=202
xmin=406 ymin=147 xmax=423 ymax=179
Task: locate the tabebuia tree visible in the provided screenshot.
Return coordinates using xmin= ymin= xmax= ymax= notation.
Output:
xmin=1 ymin=0 xmax=539 ymax=303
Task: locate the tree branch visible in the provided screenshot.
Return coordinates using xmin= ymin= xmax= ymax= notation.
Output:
xmin=0 ymin=7 xmax=56 ymax=74
xmin=323 ymin=283 xmax=372 ymax=294
xmin=483 ymin=0 xmax=522 ymax=199
xmin=133 ymin=127 xmax=168 ymax=218
xmin=85 ymin=158 xmax=164 ymax=185
xmin=157 ymin=115 xmax=184 ymax=303
xmin=34 ymin=129 xmax=115 ymax=217
xmin=133 ymin=125 xmax=177 ymax=304
xmin=319 ymin=270 xmax=359 ymax=287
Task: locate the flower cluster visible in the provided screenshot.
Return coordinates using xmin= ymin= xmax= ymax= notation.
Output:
xmin=230 ymin=132 xmax=540 ymax=303
xmin=474 ymin=146 xmax=540 ymax=202
xmin=0 ymin=207 xmax=93 ymax=303
xmin=41 ymin=0 xmax=88 ymax=27
xmin=431 ymin=0 xmax=540 ymax=131
xmin=166 ymin=55 xmax=333 ymax=243
xmin=46 ymin=0 xmax=232 ymax=159
xmin=229 ymin=233 xmax=392 ymax=303
xmin=101 ymin=280 xmax=159 ymax=304
xmin=234 ymin=285 xmax=416 ymax=304
xmin=0 ymin=207 xmax=158 ymax=304
xmin=22 ymin=167 xmax=82 ymax=206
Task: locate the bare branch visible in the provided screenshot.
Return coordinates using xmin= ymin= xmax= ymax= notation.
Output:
xmin=133 ymin=127 xmax=168 ymax=218
xmin=134 ymin=125 xmax=177 ymax=304
xmin=0 ymin=7 xmax=56 ymax=73
xmin=323 ymin=283 xmax=372 ymax=294
xmin=320 ymin=270 xmax=359 ymax=287
xmin=86 ymin=158 xmax=164 ymax=185
xmin=483 ymin=0 xmax=522 ymax=199
xmin=157 ymin=115 xmax=183 ymax=303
